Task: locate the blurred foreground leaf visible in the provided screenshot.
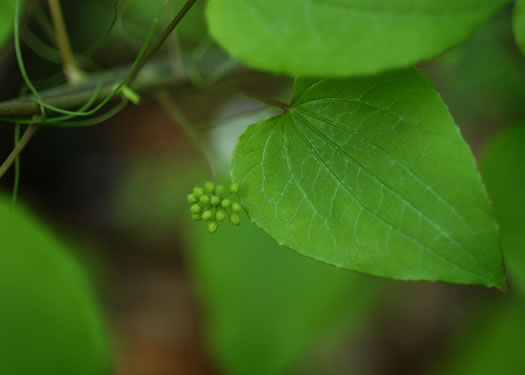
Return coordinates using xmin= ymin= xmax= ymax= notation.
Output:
xmin=207 ymin=0 xmax=508 ymax=77
xmin=0 ymin=194 xmax=110 ymax=375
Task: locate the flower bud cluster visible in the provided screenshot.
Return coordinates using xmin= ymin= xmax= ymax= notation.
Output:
xmin=187 ymin=182 xmax=242 ymax=232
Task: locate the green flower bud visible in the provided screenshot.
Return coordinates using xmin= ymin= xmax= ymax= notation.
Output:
xmin=193 ymin=187 xmax=204 ymax=198
xmin=192 ymin=213 xmax=202 ymax=221
xmin=232 ymin=202 xmax=242 ymax=212
xmin=216 ymin=209 xmax=226 ymax=221
xmin=202 ymin=210 xmax=213 ymax=221
xmin=208 ymin=221 xmax=218 ymax=233
xmin=229 ymin=183 xmax=239 ymax=193
xmin=187 ymin=193 xmax=198 ymax=204
xmin=216 ymin=185 xmax=225 ymax=195
xmin=221 ymin=199 xmax=231 ymax=208
xmin=199 ymin=195 xmax=210 ymax=205
xmin=205 ymin=181 xmax=215 ymax=193
xmin=210 ymin=195 xmax=220 ymax=206
xmin=190 ymin=204 xmax=201 ymax=214
xmin=229 ymin=213 xmax=240 ymax=225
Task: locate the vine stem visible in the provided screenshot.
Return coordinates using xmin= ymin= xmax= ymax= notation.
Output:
xmin=0 ymin=125 xmax=39 ymax=179
xmin=0 ymin=60 xmax=202 ymax=118
xmin=1 ymin=0 xmax=198 ymax=180
xmin=2 ymin=0 xmax=76 ymax=182
xmin=128 ymin=0 xmax=198 ymax=84
xmin=47 ymin=0 xmax=83 ymax=82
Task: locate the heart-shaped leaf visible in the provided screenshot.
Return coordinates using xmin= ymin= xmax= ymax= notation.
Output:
xmin=206 ymin=0 xmax=509 ymax=77
xmin=232 ymin=68 xmax=504 ymax=287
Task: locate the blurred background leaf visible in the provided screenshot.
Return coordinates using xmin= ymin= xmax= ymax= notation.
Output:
xmin=185 ymin=209 xmax=381 ymax=375
xmin=481 ymin=125 xmax=525 ymax=296
xmin=432 ymin=123 xmax=525 ymax=375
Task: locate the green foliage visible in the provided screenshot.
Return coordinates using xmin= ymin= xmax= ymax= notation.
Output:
xmin=206 ymin=0 xmax=509 ymax=77
xmin=0 ymin=0 xmax=516 ymax=296
xmin=232 ymin=68 xmax=504 ymax=287
xmin=3 ymin=2 xmax=525 ymax=372
xmin=186 ymin=210 xmax=379 ymax=375
xmin=482 ymin=126 xmax=525 ymax=295
xmin=513 ymin=0 xmax=525 ymax=55
xmin=0 ymin=194 xmax=110 ymax=375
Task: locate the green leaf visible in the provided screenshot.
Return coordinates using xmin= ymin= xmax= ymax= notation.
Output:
xmin=0 ymin=0 xmax=16 ymax=50
xmin=513 ymin=0 xmax=525 ymax=55
xmin=187 ymin=211 xmax=378 ymax=375
xmin=0 ymin=195 xmax=110 ymax=375
xmin=481 ymin=126 xmax=525 ymax=295
xmin=206 ymin=0 xmax=508 ymax=77
xmin=232 ymin=68 xmax=504 ymax=287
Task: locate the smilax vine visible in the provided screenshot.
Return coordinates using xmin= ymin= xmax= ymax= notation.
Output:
xmin=4 ymin=0 xmax=525 ymax=290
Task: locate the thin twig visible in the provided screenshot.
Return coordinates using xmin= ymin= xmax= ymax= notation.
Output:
xmin=0 ymin=125 xmax=39 ymax=179
xmin=47 ymin=0 xmax=83 ymax=82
